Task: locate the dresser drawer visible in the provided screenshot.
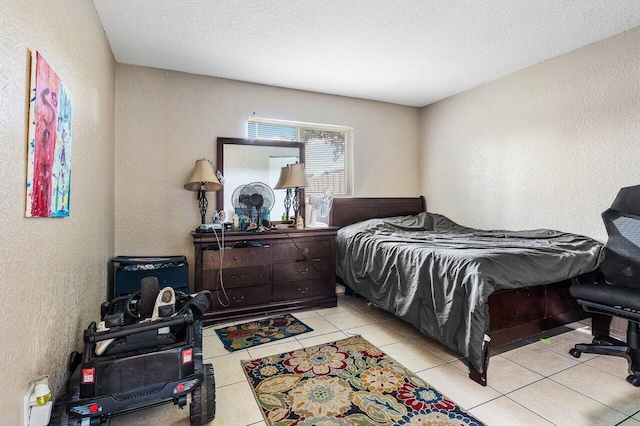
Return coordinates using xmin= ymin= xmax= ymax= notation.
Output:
xmin=203 ymin=245 xmax=273 ymax=269
xmin=273 ymin=239 xmax=332 ymax=262
xmin=272 ymin=259 xmax=333 ymax=282
xmin=273 ymin=279 xmax=332 ymax=301
xmin=210 ymin=285 xmax=272 ymax=310
xmin=202 ymin=265 xmax=271 ymax=289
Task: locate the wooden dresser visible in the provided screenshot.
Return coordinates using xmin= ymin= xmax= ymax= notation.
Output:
xmin=192 ymin=227 xmax=338 ymax=324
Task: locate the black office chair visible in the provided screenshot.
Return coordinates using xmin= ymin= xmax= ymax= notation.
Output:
xmin=569 ymin=185 xmax=640 ymax=386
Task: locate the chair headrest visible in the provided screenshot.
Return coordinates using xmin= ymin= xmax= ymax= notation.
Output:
xmin=609 ymin=185 xmax=640 ymax=216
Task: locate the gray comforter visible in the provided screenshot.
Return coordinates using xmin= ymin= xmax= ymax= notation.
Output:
xmin=336 ymin=212 xmax=604 ymax=373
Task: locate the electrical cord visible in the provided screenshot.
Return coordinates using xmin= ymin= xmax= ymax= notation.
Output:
xmin=212 ymin=226 xmax=230 ymax=307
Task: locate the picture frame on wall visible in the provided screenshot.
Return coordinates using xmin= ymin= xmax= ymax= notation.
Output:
xmin=25 ymin=50 xmax=73 ymax=218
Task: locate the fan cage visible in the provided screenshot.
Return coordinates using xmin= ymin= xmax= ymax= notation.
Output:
xmin=232 ymin=182 xmax=275 ymax=227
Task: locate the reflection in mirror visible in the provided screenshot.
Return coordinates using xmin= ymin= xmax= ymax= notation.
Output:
xmin=224 ymin=145 xmax=299 ymax=221
xmin=217 ymin=138 xmax=304 ymax=222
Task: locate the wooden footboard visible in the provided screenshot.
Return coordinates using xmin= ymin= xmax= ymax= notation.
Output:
xmin=468 ymin=279 xmax=589 ymax=386
xmin=342 ymin=276 xmax=589 ymax=386
xmin=488 ymin=280 xmax=588 ymax=347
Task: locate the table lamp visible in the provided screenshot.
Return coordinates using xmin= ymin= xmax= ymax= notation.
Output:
xmin=274 ymin=165 xmax=292 ymax=221
xmin=184 ymin=159 xmax=222 ymax=229
xmin=274 ymin=163 xmax=310 ymax=223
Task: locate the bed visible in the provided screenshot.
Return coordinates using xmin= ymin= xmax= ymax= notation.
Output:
xmin=331 ymin=197 xmax=605 ymax=386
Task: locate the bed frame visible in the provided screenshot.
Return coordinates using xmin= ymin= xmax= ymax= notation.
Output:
xmin=330 ymin=196 xmax=594 ymax=386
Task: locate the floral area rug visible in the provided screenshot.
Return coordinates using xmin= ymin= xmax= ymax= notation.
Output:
xmin=242 ymin=335 xmax=485 ymax=426
xmin=215 ymin=314 xmax=313 ymax=351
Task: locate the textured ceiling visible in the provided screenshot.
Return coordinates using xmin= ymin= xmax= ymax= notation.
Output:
xmin=93 ymin=0 xmax=640 ymax=107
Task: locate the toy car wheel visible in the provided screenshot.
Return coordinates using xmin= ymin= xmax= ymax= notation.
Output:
xmin=48 ymin=395 xmax=70 ymax=426
xmin=190 ymin=363 xmax=215 ymax=425
xmin=49 ymin=398 xmax=101 ymax=426
xmin=194 ymin=321 xmax=203 ymax=353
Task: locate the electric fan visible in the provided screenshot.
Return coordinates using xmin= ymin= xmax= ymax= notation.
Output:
xmin=307 ymin=187 xmax=333 ymax=228
xmin=232 ymin=182 xmax=275 ymax=231
xmin=231 ymin=184 xmax=250 ymax=214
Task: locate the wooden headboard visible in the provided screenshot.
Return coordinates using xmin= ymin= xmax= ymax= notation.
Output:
xmin=330 ymin=196 xmax=426 ymax=228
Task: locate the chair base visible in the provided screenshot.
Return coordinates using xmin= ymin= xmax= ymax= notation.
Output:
xmin=569 ymin=332 xmax=640 ymax=387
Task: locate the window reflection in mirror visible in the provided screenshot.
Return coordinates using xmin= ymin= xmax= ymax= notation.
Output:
xmin=221 ymin=144 xmax=300 ymax=221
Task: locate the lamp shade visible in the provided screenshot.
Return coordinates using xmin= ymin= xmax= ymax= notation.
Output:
xmin=274 ymin=166 xmax=290 ymax=189
xmin=279 ymin=163 xmax=311 ymax=188
xmin=184 ymin=159 xmax=221 ymax=191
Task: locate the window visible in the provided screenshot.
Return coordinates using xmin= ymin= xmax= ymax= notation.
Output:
xmin=248 ymin=118 xmax=353 ymax=196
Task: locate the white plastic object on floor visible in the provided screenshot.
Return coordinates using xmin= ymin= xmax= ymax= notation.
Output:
xmin=28 ymin=401 xmax=52 ymax=426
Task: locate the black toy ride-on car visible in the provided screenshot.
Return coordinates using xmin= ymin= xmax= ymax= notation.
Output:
xmin=50 ymin=278 xmax=215 ymax=426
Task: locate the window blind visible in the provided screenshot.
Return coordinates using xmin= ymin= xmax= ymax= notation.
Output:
xmin=248 ymin=118 xmax=353 ymax=196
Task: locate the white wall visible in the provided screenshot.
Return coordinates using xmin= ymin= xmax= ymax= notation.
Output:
xmin=115 ymin=65 xmax=421 ymax=278
xmin=420 ymin=27 xmax=640 ymax=243
xmin=0 ymin=1 xmax=116 ymax=423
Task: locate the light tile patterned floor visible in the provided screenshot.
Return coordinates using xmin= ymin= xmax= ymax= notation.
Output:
xmin=111 ymin=294 xmax=640 ymax=425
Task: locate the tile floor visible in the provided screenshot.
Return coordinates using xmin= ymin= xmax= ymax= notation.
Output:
xmin=111 ymin=294 xmax=640 ymax=426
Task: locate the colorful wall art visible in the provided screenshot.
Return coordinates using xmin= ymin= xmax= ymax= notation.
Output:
xmin=25 ymin=51 xmax=73 ymax=217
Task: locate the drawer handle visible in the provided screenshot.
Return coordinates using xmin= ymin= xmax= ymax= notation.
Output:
xmin=233 ymin=255 xmax=247 ymax=262
xmin=230 ymin=274 xmax=244 ymax=280
xmin=297 ymin=267 xmax=309 ymax=274
xmin=298 ymin=287 xmax=309 ymax=294
xmin=232 ymin=295 xmax=245 ymax=303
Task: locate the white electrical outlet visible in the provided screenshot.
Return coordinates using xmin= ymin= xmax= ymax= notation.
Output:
xmin=23 ymin=383 xmax=35 ymax=426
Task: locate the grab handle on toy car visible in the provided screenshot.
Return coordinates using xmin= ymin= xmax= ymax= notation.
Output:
xmin=84 ymin=312 xmax=195 ymax=343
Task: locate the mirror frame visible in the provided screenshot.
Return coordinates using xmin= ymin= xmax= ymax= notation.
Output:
xmin=216 ymin=137 xmax=306 ymax=220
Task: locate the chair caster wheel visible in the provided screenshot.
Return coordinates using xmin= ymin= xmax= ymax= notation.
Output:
xmin=626 ymin=375 xmax=640 ymax=387
xmin=569 ymin=348 xmax=582 ymax=358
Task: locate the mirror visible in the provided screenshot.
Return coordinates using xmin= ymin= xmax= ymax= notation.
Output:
xmin=216 ymin=137 xmax=305 ymax=222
